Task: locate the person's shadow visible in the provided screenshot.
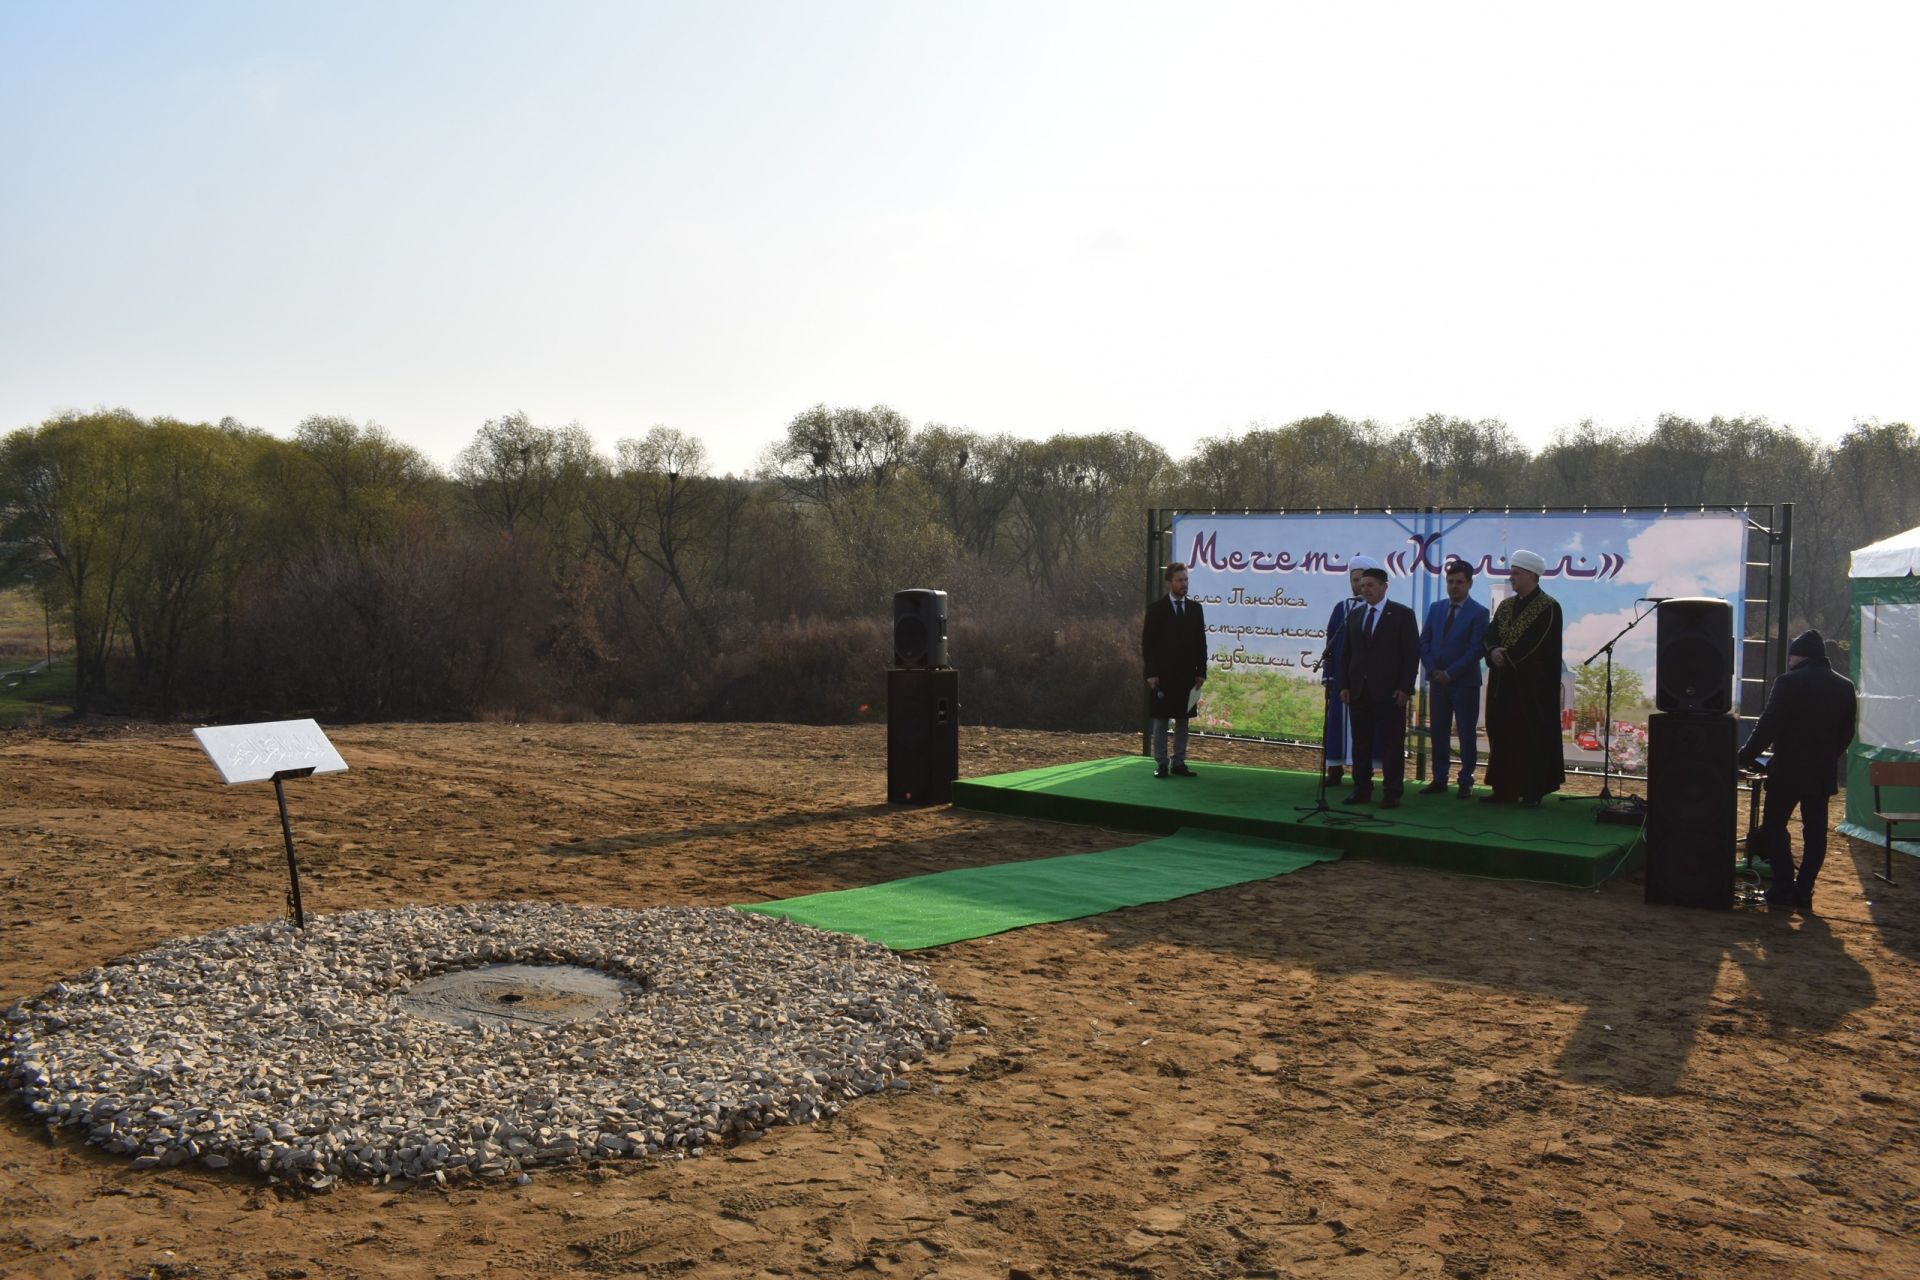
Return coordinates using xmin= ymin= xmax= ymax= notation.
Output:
xmin=1842 ymin=834 xmax=1920 ymax=965
xmin=1556 ymin=906 xmax=1874 ymax=1093
xmin=1080 ymin=860 xmax=1876 ymax=1097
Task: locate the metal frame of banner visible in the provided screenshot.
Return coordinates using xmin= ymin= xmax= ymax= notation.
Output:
xmin=1143 ymin=503 xmax=1794 ymax=782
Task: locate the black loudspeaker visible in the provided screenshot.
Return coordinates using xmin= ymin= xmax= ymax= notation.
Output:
xmin=887 ymin=668 xmax=958 ymax=804
xmin=1655 ymin=597 xmax=1734 ymax=714
xmin=1645 ymin=712 xmax=1737 ymax=909
xmin=893 ymin=589 xmax=949 ymax=669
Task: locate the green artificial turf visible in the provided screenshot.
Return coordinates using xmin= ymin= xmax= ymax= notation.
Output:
xmin=738 ymin=826 xmax=1339 ymax=950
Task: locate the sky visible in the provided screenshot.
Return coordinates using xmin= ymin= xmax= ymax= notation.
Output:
xmin=4 ymin=1 xmax=1917 ymax=476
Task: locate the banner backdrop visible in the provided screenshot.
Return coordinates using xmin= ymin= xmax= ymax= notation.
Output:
xmin=1168 ymin=510 xmax=1750 ymax=771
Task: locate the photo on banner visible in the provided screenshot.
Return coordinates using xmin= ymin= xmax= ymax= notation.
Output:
xmin=1167 ymin=510 xmax=1750 ymax=771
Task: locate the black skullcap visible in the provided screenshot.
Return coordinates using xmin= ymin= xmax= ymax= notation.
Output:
xmin=1788 ymin=629 xmax=1824 ymax=659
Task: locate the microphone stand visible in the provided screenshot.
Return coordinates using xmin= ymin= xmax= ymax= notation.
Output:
xmin=1580 ymin=599 xmax=1659 ymax=803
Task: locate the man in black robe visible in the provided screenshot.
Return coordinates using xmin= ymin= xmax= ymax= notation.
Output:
xmin=1737 ymin=628 xmax=1857 ymax=913
xmin=1142 ymin=560 xmax=1207 ymax=778
xmin=1482 ymin=549 xmax=1565 ymax=808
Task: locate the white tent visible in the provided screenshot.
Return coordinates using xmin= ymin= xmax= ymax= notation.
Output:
xmin=1840 ymin=524 xmax=1920 ymax=855
xmin=1850 ymin=524 xmax=1920 ymax=578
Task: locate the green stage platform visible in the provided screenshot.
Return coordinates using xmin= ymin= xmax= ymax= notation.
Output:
xmin=952 ymin=756 xmax=1644 ymax=887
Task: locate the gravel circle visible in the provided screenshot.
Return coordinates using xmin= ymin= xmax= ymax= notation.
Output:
xmin=2 ymin=903 xmax=954 ymax=1188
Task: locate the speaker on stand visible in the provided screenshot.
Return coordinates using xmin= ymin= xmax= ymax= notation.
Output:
xmin=1655 ymin=596 xmax=1734 ymax=714
xmin=1644 ymin=597 xmax=1738 ymax=909
xmin=893 ymin=588 xmax=948 ymax=669
xmin=888 ymin=589 xmax=958 ymax=805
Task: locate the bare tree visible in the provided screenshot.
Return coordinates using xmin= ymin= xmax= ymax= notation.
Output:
xmin=117 ymin=420 xmax=256 ymax=714
xmin=451 ymin=411 xmax=597 ymax=541
xmin=908 ymin=426 xmax=1020 ymax=559
xmin=761 ymin=403 xmax=914 ymax=509
xmin=581 ymin=427 xmax=716 ymax=642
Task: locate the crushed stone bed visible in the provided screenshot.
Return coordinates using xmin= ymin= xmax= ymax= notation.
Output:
xmin=3 ymin=902 xmax=953 ymax=1188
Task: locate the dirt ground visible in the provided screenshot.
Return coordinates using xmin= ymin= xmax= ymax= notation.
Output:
xmin=1 ymin=722 xmax=1915 ymax=1280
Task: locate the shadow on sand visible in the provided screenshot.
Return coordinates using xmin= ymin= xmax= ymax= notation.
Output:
xmin=1076 ymin=853 xmax=1878 ymax=1096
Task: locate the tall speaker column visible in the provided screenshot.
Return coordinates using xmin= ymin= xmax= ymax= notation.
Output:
xmin=888 ymin=589 xmax=958 ymax=805
xmin=1645 ymin=597 xmax=1737 ymax=909
xmin=1645 ymin=712 xmax=1736 ymax=908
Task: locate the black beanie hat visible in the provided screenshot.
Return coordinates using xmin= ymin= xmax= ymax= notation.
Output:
xmin=1789 ymin=629 xmax=1825 ymax=660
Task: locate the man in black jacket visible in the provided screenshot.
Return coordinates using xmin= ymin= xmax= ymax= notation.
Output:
xmin=1142 ymin=561 xmax=1208 ymax=778
xmin=1338 ymin=558 xmax=1421 ymax=808
xmin=1738 ymin=629 xmax=1858 ymax=913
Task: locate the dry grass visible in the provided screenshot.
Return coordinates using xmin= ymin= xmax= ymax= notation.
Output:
xmin=0 ymin=588 xmax=58 ymax=662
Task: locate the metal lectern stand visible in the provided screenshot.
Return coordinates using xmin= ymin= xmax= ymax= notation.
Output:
xmin=192 ymin=718 xmax=348 ymax=932
xmin=271 ymin=767 xmax=316 ymax=928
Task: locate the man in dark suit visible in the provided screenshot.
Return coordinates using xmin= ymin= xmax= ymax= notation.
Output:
xmin=1737 ymin=628 xmax=1857 ymax=913
xmin=1142 ymin=560 xmax=1208 ymax=778
xmin=1338 ymin=557 xmax=1421 ymax=808
xmin=1418 ymin=559 xmax=1491 ymax=798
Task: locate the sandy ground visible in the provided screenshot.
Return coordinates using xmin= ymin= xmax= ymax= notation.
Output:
xmin=0 ymin=721 xmax=1915 ymax=1280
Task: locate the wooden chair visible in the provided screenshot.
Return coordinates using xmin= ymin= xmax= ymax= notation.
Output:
xmin=1869 ymin=759 xmax=1920 ymax=886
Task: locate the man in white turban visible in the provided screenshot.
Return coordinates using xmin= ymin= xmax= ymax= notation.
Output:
xmin=1481 ymin=549 xmax=1566 ymax=808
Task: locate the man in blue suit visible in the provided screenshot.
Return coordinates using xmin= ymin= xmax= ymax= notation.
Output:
xmin=1419 ymin=559 xmax=1490 ymax=798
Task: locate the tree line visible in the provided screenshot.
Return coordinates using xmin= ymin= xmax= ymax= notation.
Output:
xmin=2 ymin=406 xmax=1915 ymax=729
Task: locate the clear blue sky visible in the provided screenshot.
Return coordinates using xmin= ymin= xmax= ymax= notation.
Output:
xmin=4 ymin=1 xmax=1915 ymax=474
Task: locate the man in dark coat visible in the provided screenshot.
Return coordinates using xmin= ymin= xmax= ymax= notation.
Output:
xmin=1738 ymin=629 xmax=1857 ymax=912
xmin=1143 ymin=560 xmax=1208 ymax=778
xmin=1482 ymin=549 xmax=1566 ymax=808
xmin=1319 ymin=564 xmax=1376 ymax=785
xmin=1338 ymin=558 xmax=1421 ymax=808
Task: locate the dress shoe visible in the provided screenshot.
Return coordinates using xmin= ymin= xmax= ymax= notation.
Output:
xmin=1325 ymin=766 xmax=1345 ymax=784
xmin=1340 ymin=789 xmax=1372 ymax=805
xmin=1380 ymin=796 xmax=1401 ymax=810
xmin=1456 ymin=782 xmax=1472 ymax=799
xmin=1419 ymin=781 xmax=1449 ymax=795
xmin=1154 ymin=766 xmax=1170 ymax=779
xmin=1171 ymin=765 xmax=1197 ymax=777
xmin=1517 ymin=797 xmax=1543 ymax=810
